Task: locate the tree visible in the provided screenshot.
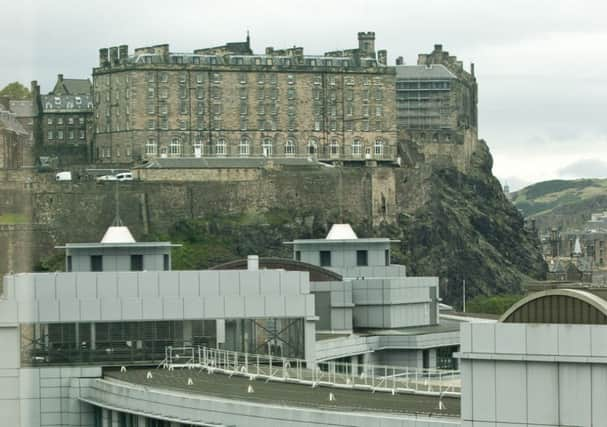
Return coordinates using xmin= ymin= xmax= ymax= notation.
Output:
xmin=0 ymin=82 xmax=30 ymax=100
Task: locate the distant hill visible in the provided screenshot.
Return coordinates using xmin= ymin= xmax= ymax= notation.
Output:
xmin=511 ymin=179 xmax=607 ymax=230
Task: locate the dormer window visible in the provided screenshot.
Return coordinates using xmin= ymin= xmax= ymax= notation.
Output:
xmin=75 ymin=97 xmax=82 ymax=104
xmin=54 ymin=97 xmax=61 ymax=105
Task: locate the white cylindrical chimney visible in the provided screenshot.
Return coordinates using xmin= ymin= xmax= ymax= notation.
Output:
xmin=247 ymin=255 xmax=259 ymax=271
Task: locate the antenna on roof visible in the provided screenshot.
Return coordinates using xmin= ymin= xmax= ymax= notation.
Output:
xmin=113 ymin=181 xmax=123 ymax=226
xmin=246 ymin=29 xmax=250 ymax=45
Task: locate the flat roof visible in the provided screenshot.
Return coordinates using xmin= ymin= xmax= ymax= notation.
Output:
xmin=104 ymin=368 xmax=460 ymax=417
xmin=56 ymin=242 xmax=181 ymax=249
xmin=286 ymin=238 xmax=400 ymax=245
xmin=356 ymin=321 xmax=461 ymax=337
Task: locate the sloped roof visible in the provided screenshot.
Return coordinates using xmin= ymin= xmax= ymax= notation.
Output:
xmin=326 ymin=224 xmax=358 ymax=240
xmin=52 ymin=78 xmax=92 ymax=95
xmin=8 ymin=100 xmax=33 ymax=117
xmin=41 ymin=94 xmax=93 ymax=112
xmin=396 ymin=64 xmax=456 ymax=80
xmin=100 ymin=226 xmax=136 ymax=244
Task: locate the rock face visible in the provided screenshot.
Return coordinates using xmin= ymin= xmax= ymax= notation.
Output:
xmin=0 ymin=140 xmax=546 ymax=306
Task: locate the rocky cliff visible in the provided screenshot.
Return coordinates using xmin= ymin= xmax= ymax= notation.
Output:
xmin=1 ymin=140 xmax=546 ymax=306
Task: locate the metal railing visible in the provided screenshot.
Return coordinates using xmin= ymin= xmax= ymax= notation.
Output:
xmin=160 ymin=346 xmax=461 ymax=397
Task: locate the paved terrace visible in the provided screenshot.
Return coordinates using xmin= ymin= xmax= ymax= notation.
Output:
xmin=104 ymin=367 xmax=461 ymax=417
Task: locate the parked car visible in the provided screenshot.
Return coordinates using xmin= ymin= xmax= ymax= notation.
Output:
xmin=96 ymin=174 xmax=117 ymax=181
xmin=55 ymin=171 xmax=72 ymax=181
xmin=116 ymin=172 xmax=133 ymax=181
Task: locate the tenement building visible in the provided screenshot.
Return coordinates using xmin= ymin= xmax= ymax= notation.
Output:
xmin=33 ymin=75 xmax=94 ymax=147
xmin=396 ymin=44 xmax=478 ymax=170
xmin=92 ymin=33 xmax=397 ymax=163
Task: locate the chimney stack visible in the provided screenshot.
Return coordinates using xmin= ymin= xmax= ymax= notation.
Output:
xmin=377 ymin=49 xmax=387 ymax=65
xmin=395 ymin=56 xmax=404 ymax=65
xmin=470 ymin=62 xmax=475 ymax=77
xmin=99 ymin=48 xmax=109 ymax=66
xmin=119 ymin=44 xmax=128 ymax=61
xmin=109 ymin=46 xmax=119 ymax=64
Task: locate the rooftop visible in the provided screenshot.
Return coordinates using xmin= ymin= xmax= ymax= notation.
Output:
xmin=396 ymin=64 xmax=456 ymax=80
xmin=103 ymin=367 xmax=460 ymax=417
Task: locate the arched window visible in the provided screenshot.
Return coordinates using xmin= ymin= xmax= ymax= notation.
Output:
xmin=330 ymin=139 xmax=339 ymax=157
xmin=239 ymin=137 xmax=250 ymax=157
xmin=262 ymin=138 xmax=273 ymax=157
xmin=145 ymin=138 xmax=157 ymax=156
xmin=374 ymin=138 xmax=384 ymax=158
xmin=169 ymin=138 xmax=182 ymax=157
xmin=193 ymin=136 xmax=204 ymax=157
xmin=285 ymin=138 xmax=296 ymax=156
xmin=308 ymin=139 xmax=317 ymax=155
xmin=215 ymin=139 xmax=226 ymax=156
xmin=352 ymin=139 xmax=361 ymax=157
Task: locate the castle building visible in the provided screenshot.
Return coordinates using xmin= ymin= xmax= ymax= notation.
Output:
xmin=31 ymin=75 xmax=94 ymax=164
xmin=0 ymin=103 xmax=29 ymax=169
xmin=395 ymin=45 xmax=478 ymax=170
xmin=92 ymin=33 xmax=397 ymax=164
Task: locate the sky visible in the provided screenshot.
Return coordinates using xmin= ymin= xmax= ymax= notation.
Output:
xmin=2 ymin=0 xmax=606 ymax=191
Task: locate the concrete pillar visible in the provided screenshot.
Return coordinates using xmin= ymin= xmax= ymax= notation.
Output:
xmin=183 ymin=320 xmax=193 ymax=346
xmin=101 ymin=408 xmax=110 ymax=427
xmin=137 ymin=415 xmax=147 ymax=427
xmin=429 ymin=348 xmax=437 ymax=369
xmin=304 ymin=319 xmax=316 ymax=366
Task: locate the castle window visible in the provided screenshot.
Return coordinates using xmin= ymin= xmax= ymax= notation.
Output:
xmin=285 ymin=138 xmax=295 ymax=156
xmin=211 ymin=86 xmax=221 ymax=99
xmin=169 ymin=138 xmax=182 ymax=157
xmin=240 ymin=117 xmax=248 ymax=131
xmin=240 ymin=101 xmax=248 ymax=115
xmin=288 ymin=116 xmax=296 ymax=131
xmin=79 ymin=117 xmax=84 ymax=125
xmin=330 ymin=140 xmax=339 ymax=156
xmin=375 ymin=105 xmax=383 ymax=116
xmin=212 ymin=103 xmax=222 ymax=115
xmin=147 ymin=119 xmax=155 ymax=130
xmin=287 ymin=74 xmax=295 ymax=85
xmin=314 ymin=117 xmax=321 ymax=131
xmin=287 ymin=87 xmax=296 ymax=100
xmin=54 ymin=97 xmax=61 ymax=105
xmin=67 ymin=102 xmax=74 ymax=109
xmin=330 ymin=120 xmax=337 ymax=131
xmin=160 ymin=72 xmax=168 ymax=83
xmin=178 ymin=119 xmax=187 ymax=130
xmin=239 ymin=73 xmax=247 ymax=84
xmin=180 ymin=100 xmax=188 ymax=115
xmin=257 ymin=119 xmax=265 ymax=130
xmin=345 ymin=77 xmax=354 ymax=86
xmin=328 ymin=75 xmax=336 ymax=86
xmin=180 ymin=86 xmax=188 ymax=99
xmin=147 ymin=87 xmax=155 ymax=99
xmin=362 ymin=104 xmax=369 ymax=117
xmin=270 ymin=74 xmax=277 ymax=86
xmin=257 ymin=88 xmax=265 ymax=100
xmin=159 ymin=87 xmax=168 ymax=99
xmin=257 ymin=102 xmax=265 ymax=115
xmin=68 ymin=130 xmax=74 ymax=140
xmin=160 ymin=102 xmax=168 ymax=116
xmin=212 ymin=73 xmax=221 ymax=84
xmin=196 ymin=117 xmax=205 ymax=130
xmin=215 ymin=139 xmax=226 ymax=156
xmin=375 ymin=120 xmax=382 ymax=131
xmin=194 ymin=137 xmax=203 ymax=157
xmin=47 ymin=118 xmax=53 ymax=125
xmin=362 ymin=119 xmax=369 ymax=131
xmin=257 ymin=73 xmax=265 ymax=85
xmin=147 ymin=102 xmax=155 ymax=114
xmin=212 ymin=117 xmax=221 ymax=130
xmin=308 ymin=139 xmax=317 ymax=155
xmin=262 ymin=138 xmax=273 ymax=157
xmin=239 ymin=87 xmax=248 ymax=99
xmin=179 ymin=71 xmax=187 ymax=83
xmin=196 ymin=72 xmax=204 ymax=84
xmin=196 ymin=101 xmax=204 ymax=115
xmin=374 ymin=139 xmax=384 ymax=157
xmin=313 ymin=75 xmax=321 ymax=86
xmin=79 ymin=129 xmax=85 ymax=139
xmin=75 ymin=97 xmax=82 ymax=104
xmin=270 ymin=87 xmax=278 ymax=100
xmin=239 ymin=138 xmax=250 ymax=157
xmin=47 ymin=131 xmax=53 ymax=140
xmin=352 ymin=139 xmax=361 ymax=156
xmin=57 ymin=117 xmax=63 ymax=125
xmin=375 ymin=88 xmax=383 ymax=101
xmin=57 ymin=130 xmax=64 ymax=140
xmin=145 ymin=138 xmax=157 ymax=155
xmin=346 ymin=103 xmax=353 ymax=117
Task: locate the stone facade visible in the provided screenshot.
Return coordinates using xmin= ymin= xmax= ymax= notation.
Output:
xmin=0 ymin=107 xmax=28 ymax=169
xmin=93 ymin=33 xmax=397 ymax=164
xmin=396 ymin=44 xmax=478 ymax=171
xmin=32 ymin=76 xmax=94 ymax=163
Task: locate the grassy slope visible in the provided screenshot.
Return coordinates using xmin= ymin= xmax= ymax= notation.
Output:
xmin=512 ymin=179 xmax=607 ymax=228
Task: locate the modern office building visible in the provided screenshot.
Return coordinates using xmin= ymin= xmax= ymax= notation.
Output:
xmin=459 ymin=288 xmax=607 ymax=427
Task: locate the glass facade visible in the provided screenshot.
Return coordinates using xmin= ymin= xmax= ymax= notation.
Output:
xmin=21 ymin=317 xmax=305 ymax=366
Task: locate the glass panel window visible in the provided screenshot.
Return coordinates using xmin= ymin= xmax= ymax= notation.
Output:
xmin=239 ymin=138 xmax=250 ymax=157
xmin=356 ymin=250 xmax=368 ymax=266
xmin=130 ymin=255 xmax=144 ymax=271
xmin=262 ymin=138 xmax=273 ymax=157
xmin=285 ymin=138 xmax=295 ymax=156
xmin=169 ymin=138 xmax=182 ymax=156
xmin=215 ymin=139 xmax=226 ymax=156
xmin=145 ymin=138 xmax=157 ymax=155
xmin=352 ymin=139 xmax=361 ymax=157
xmin=320 ymin=251 xmax=331 ymax=267
xmin=90 ymin=255 xmax=103 ymax=272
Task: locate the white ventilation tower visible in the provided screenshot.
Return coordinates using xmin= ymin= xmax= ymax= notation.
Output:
xmin=326 ymin=224 xmax=358 ymax=240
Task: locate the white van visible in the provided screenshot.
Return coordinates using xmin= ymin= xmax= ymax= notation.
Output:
xmin=55 ymin=171 xmax=72 ymax=181
xmin=116 ymin=172 xmax=133 ymax=181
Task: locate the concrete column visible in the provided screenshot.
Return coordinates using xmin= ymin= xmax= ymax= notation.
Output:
xmin=90 ymin=323 xmax=96 ymax=350
xmin=183 ymin=320 xmax=193 ymax=346
xmin=429 ymin=348 xmax=437 ymax=369
xmin=137 ymin=415 xmax=147 ymax=427
xmin=111 ymin=409 xmax=120 ymax=427
xmin=304 ymin=318 xmax=316 ymax=366
xmin=101 ymin=408 xmax=110 ymax=427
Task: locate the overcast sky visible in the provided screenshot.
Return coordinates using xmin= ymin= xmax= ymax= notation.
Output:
xmin=2 ymin=0 xmax=606 ymax=190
